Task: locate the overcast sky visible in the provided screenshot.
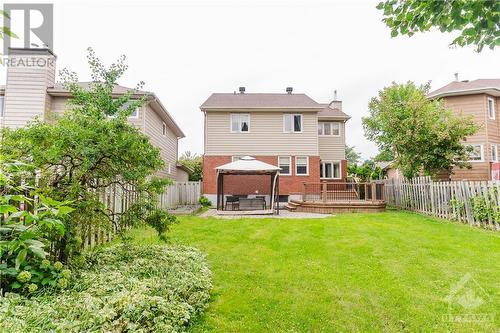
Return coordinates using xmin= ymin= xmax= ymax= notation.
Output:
xmin=1 ymin=0 xmax=499 ymax=159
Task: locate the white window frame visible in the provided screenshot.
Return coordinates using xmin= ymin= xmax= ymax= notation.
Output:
xmin=278 ymin=156 xmax=292 ymax=176
xmin=318 ymin=122 xmax=341 ymax=137
xmin=467 ymin=144 xmax=484 ymax=162
xmin=230 ymin=114 xmax=250 ymax=133
xmin=320 ymin=161 xmax=342 ymax=179
xmin=283 ymin=114 xmax=303 ymax=133
xmin=295 ymin=156 xmax=309 ymax=176
xmin=0 ymin=96 xmax=4 ymax=118
xmin=488 ymin=97 xmax=496 ymax=120
xmin=162 ymin=122 xmax=167 ymax=136
xmin=129 ymin=107 xmax=139 ymax=119
xmin=491 ymin=144 xmax=498 ymax=162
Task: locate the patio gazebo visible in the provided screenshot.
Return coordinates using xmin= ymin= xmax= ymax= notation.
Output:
xmin=215 ymin=156 xmax=281 ymax=215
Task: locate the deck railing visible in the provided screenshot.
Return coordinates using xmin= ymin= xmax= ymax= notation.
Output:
xmin=301 ymin=182 xmax=385 ymax=203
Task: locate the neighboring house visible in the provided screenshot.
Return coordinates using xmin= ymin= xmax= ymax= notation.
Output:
xmin=176 ymin=163 xmax=192 ymax=182
xmin=0 ymin=48 xmax=185 ymax=180
xmin=429 ymin=78 xmax=500 ymax=181
xmin=200 ymin=87 xmax=350 ymax=203
xmin=375 ymin=161 xmax=403 ymax=180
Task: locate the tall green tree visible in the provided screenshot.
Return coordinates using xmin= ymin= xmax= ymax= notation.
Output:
xmin=363 ymin=82 xmax=479 ymax=178
xmin=377 ymin=0 xmax=500 ymax=51
xmin=345 ymin=145 xmax=361 ymax=165
xmin=179 ymin=151 xmax=202 ymax=181
xmin=1 ymin=48 xmax=166 ymax=260
xmin=373 ymin=148 xmax=394 ymax=162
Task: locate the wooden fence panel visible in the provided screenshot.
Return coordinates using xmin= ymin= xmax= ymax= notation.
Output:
xmin=383 ymin=177 xmax=500 ymax=230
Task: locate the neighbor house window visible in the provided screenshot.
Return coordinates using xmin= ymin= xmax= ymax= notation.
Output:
xmin=488 ymin=97 xmax=496 ymax=120
xmin=278 ymin=156 xmax=291 ymax=175
xmin=162 ymin=122 xmax=167 ymax=136
xmin=492 ymin=144 xmax=498 ymax=162
xmin=320 ymin=161 xmax=341 ymax=179
xmin=318 ymin=122 xmax=340 ymax=136
xmin=283 ymin=114 xmax=302 ymax=133
xmin=0 ymin=96 xmax=4 ymax=117
xmin=295 ymin=156 xmax=309 ymax=175
xmin=231 ymin=114 xmax=250 ymax=133
xmin=468 ymin=144 xmax=484 ymax=162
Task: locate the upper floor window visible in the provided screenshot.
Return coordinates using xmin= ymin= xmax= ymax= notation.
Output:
xmin=320 ymin=161 xmax=341 ymax=179
xmin=162 ymin=122 xmax=167 ymax=136
xmin=0 ymin=96 xmax=4 ymax=117
xmin=295 ymin=156 xmax=309 ymax=175
xmin=492 ymin=144 xmax=498 ymax=162
xmin=467 ymin=144 xmax=484 ymax=162
xmin=318 ymin=122 xmax=340 ymax=136
xmin=231 ymin=114 xmax=250 ymax=133
xmin=488 ymin=97 xmax=496 ymax=120
xmin=283 ymin=114 xmax=302 ymax=133
xmin=278 ymin=156 xmax=291 ymax=175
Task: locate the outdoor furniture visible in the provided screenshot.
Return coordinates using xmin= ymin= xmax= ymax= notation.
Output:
xmin=225 ymin=196 xmax=239 ymax=210
xmin=239 ymin=198 xmax=266 ymax=210
xmin=256 ymin=196 xmax=267 ymax=209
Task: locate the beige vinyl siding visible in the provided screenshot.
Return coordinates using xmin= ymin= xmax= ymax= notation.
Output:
xmin=144 ymin=104 xmax=178 ymax=179
xmin=205 ymin=111 xmax=319 ymax=155
xmin=318 ymin=121 xmax=346 ymax=160
xmin=2 ymin=55 xmax=55 ymax=128
xmin=48 ymin=96 xmax=145 ymax=130
xmin=444 ymin=94 xmax=493 ymax=180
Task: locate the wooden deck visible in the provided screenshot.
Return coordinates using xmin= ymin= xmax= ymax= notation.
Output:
xmin=286 ymin=200 xmax=386 ymax=213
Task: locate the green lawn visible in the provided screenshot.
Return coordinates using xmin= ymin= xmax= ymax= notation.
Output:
xmin=129 ymin=210 xmax=500 ymax=332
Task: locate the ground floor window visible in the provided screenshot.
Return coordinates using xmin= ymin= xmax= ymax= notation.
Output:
xmin=320 ymin=161 xmax=341 ymax=179
xmin=492 ymin=144 xmax=498 ymax=162
xmin=278 ymin=156 xmax=291 ymax=175
xmin=295 ymin=156 xmax=309 ymax=175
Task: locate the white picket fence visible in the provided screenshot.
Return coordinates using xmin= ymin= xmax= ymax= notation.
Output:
xmin=82 ymin=181 xmax=201 ymax=248
xmin=383 ymin=177 xmax=500 ymax=230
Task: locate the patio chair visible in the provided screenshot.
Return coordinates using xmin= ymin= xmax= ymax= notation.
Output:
xmin=225 ymin=196 xmax=239 ymax=211
xmin=256 ymin=196 xmax=267 ymax=209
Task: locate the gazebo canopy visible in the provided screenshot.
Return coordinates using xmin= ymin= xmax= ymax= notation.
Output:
xmin=216 ymin=156 xmax=281 ymax=174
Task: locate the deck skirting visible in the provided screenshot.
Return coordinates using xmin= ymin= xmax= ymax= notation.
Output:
xmin=287 ymin=200 xmax=386 ymax=213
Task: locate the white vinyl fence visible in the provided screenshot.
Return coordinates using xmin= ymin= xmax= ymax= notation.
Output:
xmin=384 ymin=177 xmax=500 ymax=230
xmin=82 ymin=181 xmax=202 ymax=248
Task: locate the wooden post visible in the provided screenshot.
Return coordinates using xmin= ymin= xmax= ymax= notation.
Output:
xmin=302 ymin=182 xmax=306 ymax=202
xmin=371 ymin=183 xmax=376 ymax=203
xmin=322 ymin=182 xmax=327 ymax=203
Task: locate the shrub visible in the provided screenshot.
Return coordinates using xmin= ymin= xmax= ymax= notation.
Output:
xmin=198 ymin=196 xmax=212 ymax=207
xmin=144 ymin=209 xmax=178 ymax=241
xmin=0 ymin=244 xmax=212 ymax=332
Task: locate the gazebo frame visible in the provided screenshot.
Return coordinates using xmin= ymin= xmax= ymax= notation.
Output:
xmin=215 ymin=156 xmax=281 ymax=215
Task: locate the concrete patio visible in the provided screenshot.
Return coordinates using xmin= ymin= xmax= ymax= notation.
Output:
xmin=200 ymin=208 xmax=332 ymax=219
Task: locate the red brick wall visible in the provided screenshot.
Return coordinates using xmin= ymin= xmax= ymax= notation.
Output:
xmin=203 ymin=155 xmax=328 ymax=195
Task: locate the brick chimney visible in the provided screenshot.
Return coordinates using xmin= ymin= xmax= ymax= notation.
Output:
xmin=2 ymin=48 xmax=56 ymax=128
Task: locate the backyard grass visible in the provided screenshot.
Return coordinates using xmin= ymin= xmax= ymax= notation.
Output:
xmin=129 ymin=210 xmax=500 ymax=332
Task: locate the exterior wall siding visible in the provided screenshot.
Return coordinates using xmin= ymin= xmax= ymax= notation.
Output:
xmin=2 ymin=54 xmax=56 ymax=128
xmin=445 ymin=94 xmax=498 ymax=181
xmin=204 ymin=111 xmax=319 ymax=155
xmin=318 ymin=121 xmax=346 ymax=160
xmin=144 ymin=104 xmax=178 ymax=179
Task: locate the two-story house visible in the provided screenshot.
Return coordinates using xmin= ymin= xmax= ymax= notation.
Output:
xmin=429 ymin=78 xmax=500 ymax=181
xmin=200 ymin=87 xmax=350 ymax=203
xmin=0 ymin=48 xmax=186 ymax=180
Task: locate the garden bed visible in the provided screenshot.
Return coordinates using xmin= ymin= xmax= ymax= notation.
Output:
xmin=0 ymin=244 xmax=212 ymax=332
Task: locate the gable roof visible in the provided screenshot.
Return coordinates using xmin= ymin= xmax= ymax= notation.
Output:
xmin=317 ymin=102 xmax=350 ymax=120
xmin=428 ymin=79 xmax=500 ymax=99
xmin=200 ymin=93 xmax=322 ymax=111
xmin=47 ymin=82 xmax=185 ymax=138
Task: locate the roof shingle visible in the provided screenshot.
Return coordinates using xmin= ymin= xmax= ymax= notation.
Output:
xmin=200 ymin=93 xmax=322 ymax=110
xmin=429 ymin=79 xmax=500 ymax=98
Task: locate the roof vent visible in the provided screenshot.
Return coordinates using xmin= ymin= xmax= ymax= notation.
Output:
xmin=454 ymin=73 xmax=459 ymax=81
xmin=286 ymin=87 xmax=293 ymax=94
xmin=239 ymin=87 xmax=245 ymax=94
